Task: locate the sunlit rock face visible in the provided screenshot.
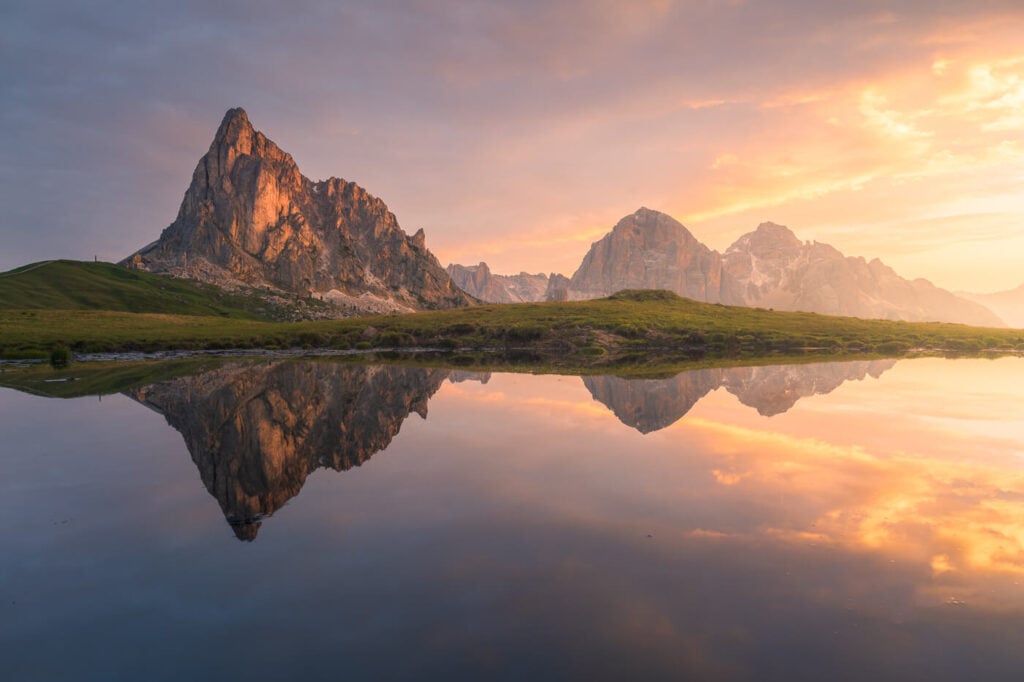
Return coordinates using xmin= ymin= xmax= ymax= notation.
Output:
xmin=446 ymin=262 xmax=551 ymax=303
xmin=122 ymin=108 xmax=471 ymax=313
xmin=128 ymin=362 xmax=448 ymax=540
xmin=722 ymin=222 xmax=1004 ymax=326
xmin=566 ymin=208 xmax=739 ymax=303
xmin=583 ymin=359 xmax=898 ymax=432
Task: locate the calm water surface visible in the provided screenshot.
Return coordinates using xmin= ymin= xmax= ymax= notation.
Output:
xmin=2 ymin=357 xmax=1023 ymax=680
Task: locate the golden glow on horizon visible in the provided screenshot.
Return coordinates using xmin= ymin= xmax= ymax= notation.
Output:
xmin=433 ymin=359 xmax=1024 ymax=609
xmin=434 ymin=24 xmax=1024 ymax=292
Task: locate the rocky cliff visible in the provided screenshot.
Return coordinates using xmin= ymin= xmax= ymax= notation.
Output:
xmin=723 ymin=223 xmax=1004 ymax=326
xmin=127 ymin=361 xmax=448 ymax=540
xmin=446 ymin=262 xmax=551 ymax=303
xmin=566 ymin=208 xmax=738 ymax=303
xmin=584 ymin=359 xmax=898 ymax=433
xmin=544 ymin=273 xmax=571 ymax=302
xmin=122 ymin=108 xmax=471 ymax=314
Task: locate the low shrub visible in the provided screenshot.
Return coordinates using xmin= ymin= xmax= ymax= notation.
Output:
xmin=49 ymin=346 xmax=72 ymax=368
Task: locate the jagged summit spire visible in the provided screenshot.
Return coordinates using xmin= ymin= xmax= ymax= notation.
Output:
xmin=216 ymin=107 xmax=251 ymax=134
xmin=209 ymin=107 xmax=259 ymax=156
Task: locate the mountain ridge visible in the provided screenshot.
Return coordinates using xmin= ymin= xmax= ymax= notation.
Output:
xmin=449 ymin=208 xmax=1003 ymax=327
xmin=446 ymin=262 xmax=565 ymax=303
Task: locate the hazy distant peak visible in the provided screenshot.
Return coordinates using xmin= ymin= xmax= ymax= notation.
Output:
xmin=957 ymin=282 xmax=1024 ymax=327
xmin=727 ymin=221 xmax=802 ymax=255
xmin=446 ymin=261 xmax=553 ymax=303
xmin=753 ymin=221 xmax=799 ymax=240
xmin=611 ymin=207 xmax=700 ymax=243
xmin=566 ymin=207 xmax=728 ymax=303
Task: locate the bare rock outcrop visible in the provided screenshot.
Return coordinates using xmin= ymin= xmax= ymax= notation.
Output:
xmin=565 ymin=208 xmax=739 ymax=303
xmin=122 ymin=108 xmax=472 ymax=314
xmin=446 ymin=262 xmax=551 ymax=303
xmin=545 ymin=273 xmax=571 ymax=302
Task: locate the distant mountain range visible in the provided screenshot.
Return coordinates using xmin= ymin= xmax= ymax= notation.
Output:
xmin=957 ymin=284 xmax=1024 ymax=328
xmin=122 ymin=108 xmax=471 ymax=315
xmin=450 ymin=207 xmax=1006 ymax=327
xmin=446 ymin=263 xmax=552 ymax=304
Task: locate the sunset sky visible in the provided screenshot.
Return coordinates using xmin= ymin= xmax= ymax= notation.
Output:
xmin=3 ymin=1 xmax=1023 ymax=292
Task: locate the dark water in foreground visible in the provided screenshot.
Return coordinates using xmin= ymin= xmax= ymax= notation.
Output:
xmin=1 ymin=357 xmax=1023 ymax=681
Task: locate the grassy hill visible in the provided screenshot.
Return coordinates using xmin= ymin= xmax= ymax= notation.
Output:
xmin=0 ymin=260 xmax=295 ymax=319
xmin=2 ymin=289 xmax=1022 ymax=369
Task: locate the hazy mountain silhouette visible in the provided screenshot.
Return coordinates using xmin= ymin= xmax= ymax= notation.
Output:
xmin=722 ymin=222 xmax=1002 ymax=326
xmin=958 ymin=283 xmax=1024 ymax=328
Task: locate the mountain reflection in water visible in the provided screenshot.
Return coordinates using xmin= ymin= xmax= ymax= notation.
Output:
xmin=3 ymin=356 xmax=1024 ymax=680
xmin=129 ymin=363 xmax=449 ymax=540
xmin=584 ymin=359 xmax=897 ymax=433
xmin=124 ymin=359 xmax=895 ymax=539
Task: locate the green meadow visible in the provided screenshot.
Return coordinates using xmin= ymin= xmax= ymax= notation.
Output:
xmin=2 ymin=263 xmax=1022 ymax=372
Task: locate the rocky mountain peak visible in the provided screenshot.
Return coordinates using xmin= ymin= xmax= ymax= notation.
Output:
xmin=213 ymin=107 xmax=254 ymax=149
xmin=123 ymin=108 xmax=471 ymax=315
xmin=611 ymin=207 xmax=701 ymax=247
xmin=446 ymin=261 xmax=551 ymax=303
xmin=752 ymin=221 xmax=801 ymax=246
xmin=720 ymin=220 xmax=1003 ymax=325
xmin=565 ymin=207 xmax=734 ymax=303
xmin=726 ymin=221 xmax=802 ymax=257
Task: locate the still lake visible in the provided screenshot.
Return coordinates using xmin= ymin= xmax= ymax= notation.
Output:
xmin=2 ymin=356 xmax=1023 ymax=681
